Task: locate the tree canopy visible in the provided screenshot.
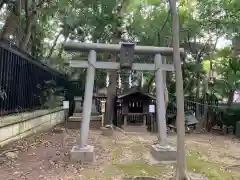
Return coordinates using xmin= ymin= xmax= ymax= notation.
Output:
xmin=0 ymin=0 xmax=239 ymax=103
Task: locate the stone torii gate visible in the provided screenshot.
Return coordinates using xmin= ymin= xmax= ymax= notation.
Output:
xmin=64 ymin=41 xmax=185 ymax=162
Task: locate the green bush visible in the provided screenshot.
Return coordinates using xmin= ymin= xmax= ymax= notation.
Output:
xmin=219 ymin=105 xmax=240 ymax=129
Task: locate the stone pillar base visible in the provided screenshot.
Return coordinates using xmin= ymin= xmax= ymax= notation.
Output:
xmin=150 ymin=144 xmax=176 ymax=162
xmin=70 ymin=145 xmax=95 ymax=163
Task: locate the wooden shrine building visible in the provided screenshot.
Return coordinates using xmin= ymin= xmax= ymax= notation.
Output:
xmin=94 ymin=86 xmax=157 ymax=128
xmin=116 ymin=87 xmax=156 ymax=126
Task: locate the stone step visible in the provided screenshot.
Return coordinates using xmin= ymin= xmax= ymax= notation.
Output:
xmin=68 ymin=115 xmax=102 ymax=122
xmin=72 ymin=112 xmax=100 ymax=117
xmin=66 ymin=119 xmax=102 ymax=129
xmin=72 ymin=113 xmax=82 ymax=117
xmin=123 ymin=125 xmax=148 ymax=133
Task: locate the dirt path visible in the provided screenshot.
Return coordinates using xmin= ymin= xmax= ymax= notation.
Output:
xmin=0 ymin=126 xmax=240 ymax=180
xmin=185 ymin=134 xmax=240 ymax=173
xmin=0 ymin=128 xmax=110 ymax=180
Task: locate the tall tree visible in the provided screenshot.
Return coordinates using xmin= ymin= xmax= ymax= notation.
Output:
xmin=104 ymin=0 xmax=129 ymax=125
xmin=1 ymin=0 xmax=23 ymax=40
xmin=169 ymin=0 xmax=190 ymax=179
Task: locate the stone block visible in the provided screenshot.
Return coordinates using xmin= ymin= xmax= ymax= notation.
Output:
xmin=150 ymin=144 xmax=176 ymax=162
xmin=70 ymin=145 xmax=95 ymax=163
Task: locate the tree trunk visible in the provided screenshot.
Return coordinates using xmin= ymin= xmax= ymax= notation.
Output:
xmin=105 ymin=55 xmax=117 ymax=125
xmin=202 ymin=37 xmax=219 ymax=129
xmin=195 ymin=72 xmax=201 ymax=119
xmin=104 ymin=0 xmax=127 ymax=126
xmin=0 ymin=0 xmax=23 ymax=40
xmin=19 ymin=0 xmax=46 ymax=50
xmin=169 ymin=0 xmax=190 ymax=179
xmin=0 ymin=0 xmax=5 ymax=11
xmin=58 ymin=35 xmax=68 ymax=57
xmin=227 ymin=90 xmax=235 ymax=107
xmin=147 ymin=75 xmax=155 ymax=92
xmin=47 ymin=31 xmax=62 ymax=58
xmin=201 ymin=76 xmax=208 ymax=129
xmin=19 ymin=13 xmax=36 ymax=50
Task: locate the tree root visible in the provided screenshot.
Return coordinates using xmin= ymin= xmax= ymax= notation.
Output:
xmin=105 ymin=124 xmax=127 ymax=144
xmin=225 ymin=164 xmax=240 ymax=170
xmin=131 ymin=176 xmax=159 ymax=180
xmin=175 ymin=170 xmax=192 ymax=180
xmin=0 ymin=139 xmax=44 ymax=158
xmin=0 ymin=149 xmax=18 ymax=157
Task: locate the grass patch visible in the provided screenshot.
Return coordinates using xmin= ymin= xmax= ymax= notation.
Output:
xmin=80 ymin=166 xmax=121 ymax=180
xmin=131 ymin=143 xmax=147 ymax=153
xmin=111 ymin=140 xmax=165 ymax=178
xmin=187 ymin=150 xmax=239 ymax=180
xmin=79 ymin=169 xmax=101 ymax=180
xmin=115 ymin=162 xmax=165 ymax=177
xmin=112 ymin=146 xmax=123 ymax=163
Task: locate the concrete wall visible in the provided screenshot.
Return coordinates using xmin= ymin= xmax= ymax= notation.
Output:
xmin=0 ymin=108 xmax=64 ymax=147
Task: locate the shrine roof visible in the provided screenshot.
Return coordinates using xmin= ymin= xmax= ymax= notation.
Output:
xmin=117 ymin=87 xmax=156 ymax=99
xmin=93 ymin=86 xmax=156 ymax=99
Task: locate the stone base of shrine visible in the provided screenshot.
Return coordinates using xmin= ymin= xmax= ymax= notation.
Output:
xmin=150 ymin=144 xmax=177 ymax=162
xmin=70 ymin=145 xmax=95 ymax=163
xmin=67 ymin=114 xmax=102 ymax=129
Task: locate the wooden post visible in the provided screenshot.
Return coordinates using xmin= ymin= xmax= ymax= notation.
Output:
xmin=143 ymin=115 xmax=146 ymax=126
xmin=100 ymin=100 xmax=106 ymax=126
xmin=123 ymin=115 xmax=127 ymax=126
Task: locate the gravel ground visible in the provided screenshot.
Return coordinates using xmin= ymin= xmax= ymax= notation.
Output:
xmin=0 ymin=125 xmax=239 ymax=180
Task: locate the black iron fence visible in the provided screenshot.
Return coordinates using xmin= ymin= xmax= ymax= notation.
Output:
xmin=0 ymin=42 xmax=67 ymax=116
xmin=166 ymin=94 xmax=219 ymax=117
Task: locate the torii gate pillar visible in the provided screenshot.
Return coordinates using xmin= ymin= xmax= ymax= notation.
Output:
xmin=70 ymin=50 xmax=96 ymax=163
xmin=150 ymin=54 xmax=177 ymax=162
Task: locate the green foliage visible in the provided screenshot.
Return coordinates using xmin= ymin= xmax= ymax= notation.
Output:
xmin=205 ymin=46 xmax=240 ymax=100
xmin=196 ymin=0 xmax=240 ymax=36
xmin=39 ymin=80 xmax=65 ymax=109
xmin=218 ymin=104 xmax=240 ymax=128
xmin=2 ymin=0 xmax=240 ymax=96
